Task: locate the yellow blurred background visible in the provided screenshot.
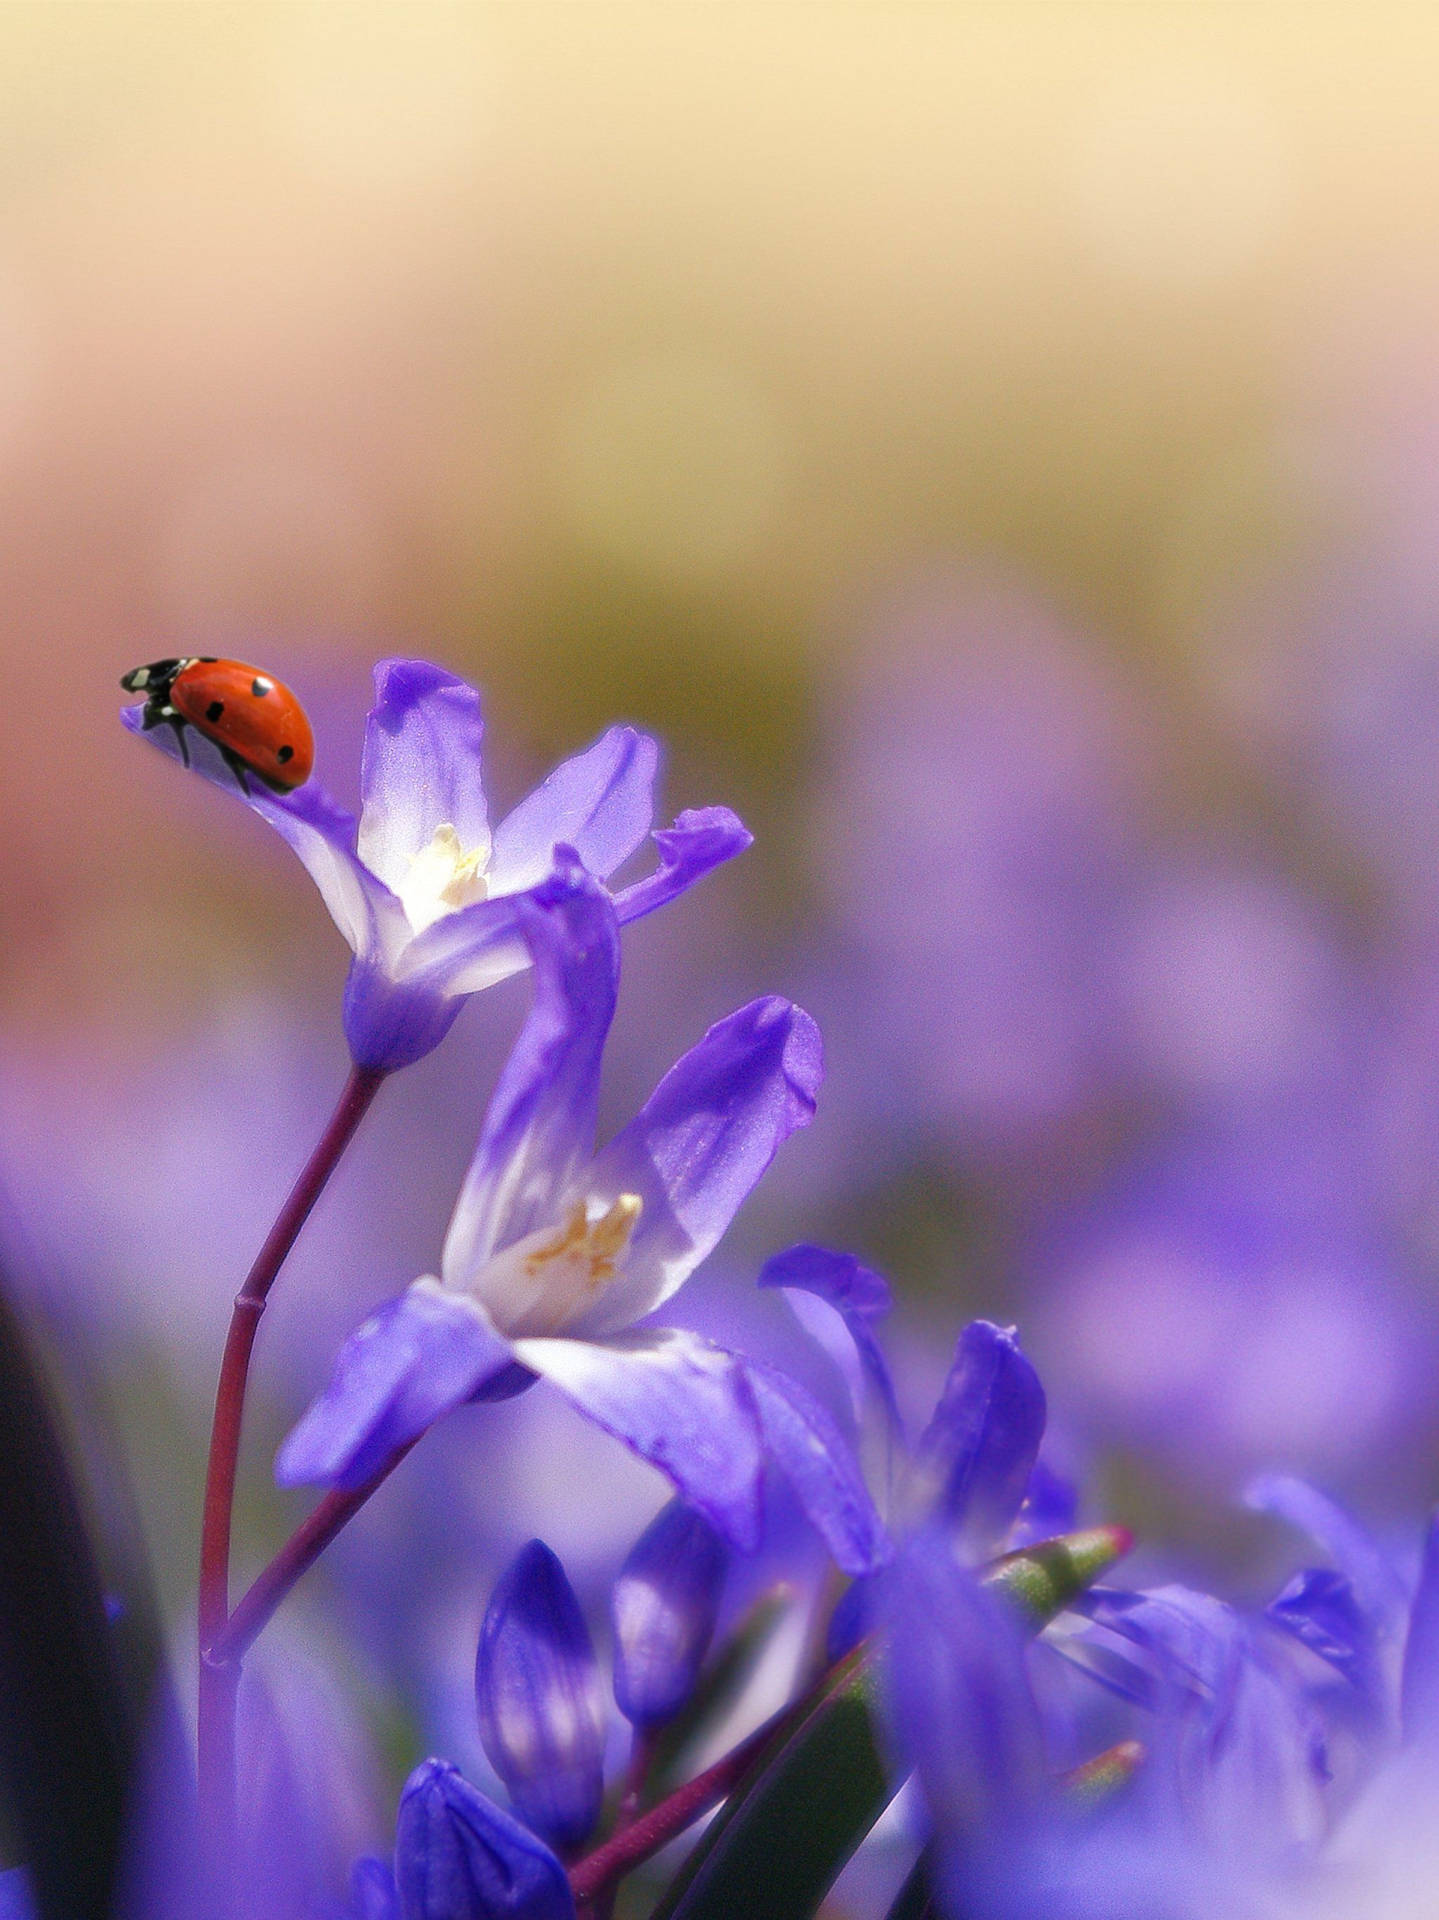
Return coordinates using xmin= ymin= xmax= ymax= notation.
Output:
xmin=0 ymin=2 xmax=1433 ymax=1031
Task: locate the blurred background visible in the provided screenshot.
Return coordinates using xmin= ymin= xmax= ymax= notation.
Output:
xmin=4 ymin=0 xmax=1439 ymax=1873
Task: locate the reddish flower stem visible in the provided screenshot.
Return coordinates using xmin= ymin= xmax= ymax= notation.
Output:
xmin=196 ymin=1062 xmax=386 ymax=1848
xmin=569 ymin=1713 xmax=783 ymax=1906
xmin=213 ymin=1439 xmax=418 ymax=1666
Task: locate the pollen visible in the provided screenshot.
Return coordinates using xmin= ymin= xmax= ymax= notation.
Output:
xmin=398 ymin=823 xmax=490 ymax=933
xmin=525 ymin=1194 xmax=643 ymax=1289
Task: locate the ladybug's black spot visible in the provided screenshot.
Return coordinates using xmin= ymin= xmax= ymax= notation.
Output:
xmin=206 ymin=700 xmax=225 ymax=723
xmin=276 ymin=744 xmax=294 ymax=763
xmin=252 ymin=678 xmax=271 ymax=698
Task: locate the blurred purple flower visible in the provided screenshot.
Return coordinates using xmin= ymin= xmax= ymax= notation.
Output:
xmin=278 ymin=860 xmax=886 ymax=1572
xmin=610 ymin=1498 xmax=728 ymax=1728
xmin=1035 ymin=1119 xmax=1435 ymax=1487
xmin=807 ymin=573 xmax=1146 ymax=1157
xmin=393 ymin=1759 xmax=574 ymax=1920
xmin=123 ymin=658 xmax=749 ymax=1070
xmin=475 ymin=1542 xmax=607 ymax=1853
xmin=771 ymin=1255 xmax=1057 ymax=1659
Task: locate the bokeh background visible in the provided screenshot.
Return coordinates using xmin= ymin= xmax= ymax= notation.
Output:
xmin=5 ymin=0 xmax=1439 ymax=1875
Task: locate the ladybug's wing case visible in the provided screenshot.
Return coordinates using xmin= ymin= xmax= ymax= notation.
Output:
xmin=170 ymin=660 xmax=315 ymax=790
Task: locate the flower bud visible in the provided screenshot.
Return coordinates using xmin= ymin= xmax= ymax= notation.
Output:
xmin=395 ymin=1760 xmax=573 ymax=1920
xmin=475 ymin=1542 xmax=606 ymax=1852
xmin=611 ymin=1500 xmax=729 ymax=1727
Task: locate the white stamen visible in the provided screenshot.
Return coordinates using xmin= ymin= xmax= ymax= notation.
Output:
xmin=397 ymin=823 xmax=489 ymax=933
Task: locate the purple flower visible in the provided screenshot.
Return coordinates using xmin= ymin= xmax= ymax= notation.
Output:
xmin=123 ymin=658 xmax=749 ymax=1070
xmin=393 ymin=1760 xmax=573 ymax=1920
xmin=277 ymin=859 xmax=888 ymax=1572
xmin=610 ymin=1499 xmax=728 ymax=1727
xmin=475 ymin=1543 xmax=607 ymax=1853
xmin=766 ymin=1249 xmax=1057 ymax=1660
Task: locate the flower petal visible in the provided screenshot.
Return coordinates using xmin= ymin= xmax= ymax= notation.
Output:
xmin=275 ymin=1284 xmax=513 ymax=1490
xmin=610 ymin=807 xmax=752 ymax=925
xmin=1403 ymin=1511 xmax=1439 ymax=1749
xmin=1245 ymin=1473 xmax=1410 ymax=1642
xmin=1072 ymin=1583 xmax=1244 ymax=1704
xmin=882 ymin=1529 xmax=1048 ymax=1854
xmin=391 ymin=895 xmax=529 ymax=999
xmin=356 ymin=660 xmax=490 ymax=892
xmin=1008 ymin=1457 xmax=1080 ymax=1549
xmin=910 ymin=1321 xmax=1046 ymax=1556
xmin=510 ymin=1329 xmax=765 ymax=1550
xmin=122 ymin=704 xmax=394 ymax=959
xmin=739 ymin=1357 xmax=892 ymax=1576
xmin=394 ymin=1758 xmax=574 ymax=1920
xmin=570 ymin=998 xmax=824 ymax=1336
xmin=1268 ymin=1566 xmax=1384 ymax=1718
xmin=488 ymin=727 xmax=659 ymax=894
xmin=442 ymin=860 xmax=619 ymax=1285
xmin=342 ymin=921 xmax=516 ymax=1074
xmin=757 ymin=1244 xmax=903 ymax=1446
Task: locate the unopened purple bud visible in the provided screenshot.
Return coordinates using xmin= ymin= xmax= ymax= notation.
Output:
xmin=612 ymin=1500 xmax=729 ymax=1727
xmin=347 ymin=1855 xmax=398 ymax=1919
xmin=395 ymin=1760 xmax=574 ymax=1920
xmin=476 ymin=1542 xmax=606 ymax=1853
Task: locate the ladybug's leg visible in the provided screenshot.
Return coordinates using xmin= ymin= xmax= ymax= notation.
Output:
xmin=164 ymin=713 xmax=191 ymax=768
xmin=218 ymin=743 xmax=253 ymax=797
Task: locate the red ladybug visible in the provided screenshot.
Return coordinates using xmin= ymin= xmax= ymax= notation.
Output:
xmin=120 ymin=657 xmax=314 ymax=793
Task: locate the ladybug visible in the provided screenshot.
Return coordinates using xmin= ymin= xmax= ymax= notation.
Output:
xmin=120 ymin=657 xmax=314 ymax=793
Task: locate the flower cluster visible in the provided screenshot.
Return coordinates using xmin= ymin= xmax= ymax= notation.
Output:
xmin=51 ymin=657 xmax=1432 ymax=1920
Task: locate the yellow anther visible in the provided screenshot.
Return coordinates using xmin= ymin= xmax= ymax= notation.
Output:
xmin=523 ymin=1194 xmax=643 ymax=1289
xmin=398 ymin=823 xmax=490 ymax=932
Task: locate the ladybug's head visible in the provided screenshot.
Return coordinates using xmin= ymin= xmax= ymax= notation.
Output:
xmin=120 ymin=658 xmax=184 ymax=695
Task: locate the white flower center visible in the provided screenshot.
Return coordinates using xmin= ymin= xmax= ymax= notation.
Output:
xmin=398 ymin=823 xmax=489 ymax=934
xmin=465 ymin=1193 xmax=643 ymax=1338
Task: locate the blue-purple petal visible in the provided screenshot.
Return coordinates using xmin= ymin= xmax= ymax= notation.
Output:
xmin=1245 ymin=1474 xmax=1410 ymax=1642
xmin=1402 ymin=1511 xmax=1439 ymax=1749
xmin=122 ymin=703 xmax=396 ymax=962
xmin=1074 ymin=1584 xmax=1244 ymax=1701
xmin=573 ymin=998 xmax=824 ymax=1335
xmin=740 ymin=1357 xmax=892 ymax=1576
xmin=442 ymin=860 xmax=619 ymax=1283
xmin=389 ymin=894 xmax=530 ymax=1004
xmin=611 ymin=1500 xmax=729 ymax=1728
xmin=912 ymin=1321 xmax=1046 ymax=1555
xmin=881 ymin=1529 xmax=1048 ymax=1852
xmin=356 ymin=660 xmax=491 ymax=892
xmin=489 ymin=726 xmax=658 ymax=894
xmin=342 ymin=956 xmax=470 ymax=1074
xmin=1008 ymin=1458 xmax=1080 ymax=1549
xmin=1267 ymin=1566 xmax=1382 ymax=1705
xmin=276 ymin=1285 xmax=513 ymax=1490
xmin=476 ymin=1543 xmax=606 ymax=1853
xmin=511 ymin=1329 xmax=765 ymax=1550
xmin=610 ymin=807 xmax=752 ymax=925
xmin=757 ymin=1244 xmax=903 ymax=1445
xmin=394 ymin=1759 xmax=574 ymax=1920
